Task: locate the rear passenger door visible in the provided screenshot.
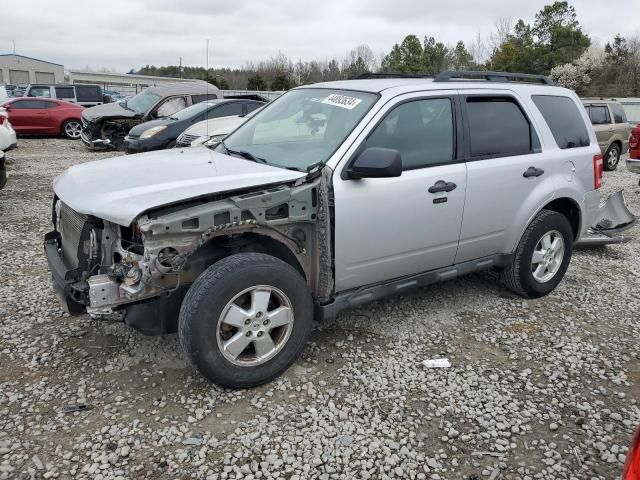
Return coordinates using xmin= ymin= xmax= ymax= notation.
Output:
xmin=455 ymin=92 xmax=554 ymax=263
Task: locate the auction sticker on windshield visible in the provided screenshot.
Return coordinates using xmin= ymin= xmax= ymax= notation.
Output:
xmin=322 ymin=94 xmax=362 ymax=110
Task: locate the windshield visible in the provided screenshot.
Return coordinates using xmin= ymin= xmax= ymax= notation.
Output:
xmin=169 ymin=101 xmax=214 ymax=121
xmin=217 ymin=88 xmax=378 ymax=170
xmin=126 ymin=90 xmax=161 ymax=114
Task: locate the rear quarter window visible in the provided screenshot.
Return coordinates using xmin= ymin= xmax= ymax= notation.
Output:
xmin=610 ymin=103 xmax=628 ymax=123
xmin=532 ymin=95 xmax=590 ymax=149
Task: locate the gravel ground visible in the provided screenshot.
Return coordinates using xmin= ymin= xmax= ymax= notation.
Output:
xmin=1 ymin=138 xmax=639 ymax=480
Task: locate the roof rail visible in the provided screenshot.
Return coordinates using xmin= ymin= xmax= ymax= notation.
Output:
xmin=354 ymin=72 xmax=435 ymax=80
xmin=434 ymin=70 xmax=555 ymax=85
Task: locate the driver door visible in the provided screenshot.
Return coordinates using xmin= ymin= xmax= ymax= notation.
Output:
xmin=333 ymin=92 xmax=467 ymax=292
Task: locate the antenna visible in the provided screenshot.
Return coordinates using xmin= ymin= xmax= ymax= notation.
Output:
xmin=206 ymin=39 xmax=210 ymax=141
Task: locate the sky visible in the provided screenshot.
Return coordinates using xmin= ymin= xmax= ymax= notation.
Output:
xmin=1 ymin=0 xmax=639 ymax=73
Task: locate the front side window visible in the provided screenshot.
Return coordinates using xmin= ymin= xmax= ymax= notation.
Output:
xmin=610 ymin=103 xmax=628 ymax=123
xmin=363 ymin=98 xmax=454 ymax=170
xmin=532 ymin=95 xmax=590 ymax=149
xmin=219 ymin=88 xmax=378 ymax=170
xmin=125 ymin=90 xmax=161 ymax=114
xmin=466 ymin=97 xmax=533 ymax=158
xmin=589 ymin=105 xmax=610 ymax=125
xmin=156 ymin=97 xmax=187 ymax=118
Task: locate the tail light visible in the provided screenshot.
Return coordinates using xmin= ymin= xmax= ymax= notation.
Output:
xmin=623 ymin=428 xmax=640 ymax=480
xmin=593 ymin=154 xmax=604 ymax=189
xmin=630 ymin=125 xmax=640 ymax=160
xmin=0 ymin=116 xmax=4 ymax=126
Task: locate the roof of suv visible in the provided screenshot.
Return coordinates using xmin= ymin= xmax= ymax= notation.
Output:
xmin=146 ymin=81 xmax=217 ymax=97
xmin=299 ymin=78 xmax=573 ymax=97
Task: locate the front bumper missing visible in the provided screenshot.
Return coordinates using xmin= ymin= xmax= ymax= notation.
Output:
xmin=575 ymin=190 xmax=637 ymax=247
xmin=43 ymin=231 xmax=86 ymax=314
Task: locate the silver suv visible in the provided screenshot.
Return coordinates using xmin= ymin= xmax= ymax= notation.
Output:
xmin=44 ymin=71 xmax=636 ymax=388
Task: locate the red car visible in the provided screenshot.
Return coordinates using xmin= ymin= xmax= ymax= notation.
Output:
xmin=0 ymin=97 xmax=84 ymax=139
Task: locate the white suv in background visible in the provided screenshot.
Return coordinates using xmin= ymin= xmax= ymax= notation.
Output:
xmin=45 ymin=71 xmax=637 ymax=388
xmin=0 ymin=106 xmax=17 ymax=151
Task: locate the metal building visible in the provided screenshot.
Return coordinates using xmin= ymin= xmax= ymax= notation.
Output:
xmin=0 ymin=54 xmax=65 ymax=86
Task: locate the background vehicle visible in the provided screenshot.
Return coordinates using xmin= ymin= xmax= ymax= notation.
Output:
xmin=24 ymin=84 xmax=103 ymax=107
xmin=582 ymin=99 xmax=630 ymax=171
xmin=125 ymin=98 xmax=265 ymax=153
xmin=0 ymin=151 xmax=6 ymax=189
xmin=0 ymin=107 xmax=17 ymax=150
xmin=80 ymin=81 xmax=220 ymax=151
xmin=1 ymin=98 xmax=84 ymax=139
xmin=177 ymin=105 xmax=263 ymax=147
xmin=45 ymin=72 xmax=636 ymax=388
xmin=0 ymin=86 xmax=10 ymax=101
xmin=102 ymin=89 xmax=127 ymax=103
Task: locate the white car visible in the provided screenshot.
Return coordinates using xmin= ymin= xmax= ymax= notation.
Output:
xmin=176 ymin=108 xmax=263 ymax=147
xmin=0 ymin=107 xmax=17 ymax=151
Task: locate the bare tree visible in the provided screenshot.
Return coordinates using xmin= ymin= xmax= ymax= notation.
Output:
xmin=488 ymin=17 xmax=514 ymax=52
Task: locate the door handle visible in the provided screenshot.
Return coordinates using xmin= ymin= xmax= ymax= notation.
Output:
xmin=523 ymin=166 xmax=544 ymax=178
xmin=428 ymin=180 xmax=457 ymax=193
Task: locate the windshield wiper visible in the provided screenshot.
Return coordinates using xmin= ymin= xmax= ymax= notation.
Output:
xmin=221 ymin=141 xmax=268 ymax=164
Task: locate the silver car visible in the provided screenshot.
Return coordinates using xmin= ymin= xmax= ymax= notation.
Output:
xmin=44 ymin=71 xmax=637 ymax=388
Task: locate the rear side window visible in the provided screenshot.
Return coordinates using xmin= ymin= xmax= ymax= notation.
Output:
xmin=588 ymin=105 xmax=610 ymax=125
xmin=466 ymin=97 xmax=533 ymax=158
xmin=610 ymin=103 xmax=628 ymax=123
xmin=532 ymin=95 xmax=590 ymax=149
xmin=55 ymin=87 xmax=75 ymax=99
xmin=208 ymin=102 xmax=244 ymax=119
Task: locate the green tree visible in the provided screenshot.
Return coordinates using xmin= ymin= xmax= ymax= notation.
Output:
xmin=533 ymin=1 xmax=590 ymax=72
xmin=247 ymin=73 xmax=267 ymax=90
xmin=450 ymin=41 xmax=473 ymax=70
xmin=210 ymin=76 xmax=229 ymax=90
xmin=270 ymin=73 xmax=292 ymax=91
xmin=423 ymin=36 xmax=449 ymax=74
xmin=381 ymin=35 xmax=424 ymax=72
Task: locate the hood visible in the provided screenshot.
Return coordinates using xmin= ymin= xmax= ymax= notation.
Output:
xmin=53 ymin=148 xmax=305 ymax=226
xmin=82 ymin=101 xmax=139 ymax=123
xmin=184 ymin=116 xmax=245 ymax=137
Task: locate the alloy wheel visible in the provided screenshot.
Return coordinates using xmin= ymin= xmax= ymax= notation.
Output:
xmin=531 ymin=230 xmax=565 ymax=283
xmin=216 ymin=285 xmax=294 ymax=367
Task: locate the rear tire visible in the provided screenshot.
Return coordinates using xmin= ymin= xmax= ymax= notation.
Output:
xmin=62 ymin=119 xmax=82 ymax=140
xmin=179 ymin=253 xmax=313 ymax=388
xmin=501 ymin=210 xmax=573 ymax=298
xmin=604 ymin=143 xmax=621 ymax=171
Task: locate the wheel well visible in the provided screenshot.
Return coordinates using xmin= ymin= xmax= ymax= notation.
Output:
xmin=188 ymin=233 xmax=306 ymax=281
xmin=543 ymin=198 xmax=580 ymax=240
xmin=611 ymin=140 xmax=622 ymax=151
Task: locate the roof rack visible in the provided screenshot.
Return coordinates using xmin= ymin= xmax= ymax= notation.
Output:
xmin=354 ymin=72 xmax=435 ymax=80
xmin=434 ymin=70 xmax=555 ymax=85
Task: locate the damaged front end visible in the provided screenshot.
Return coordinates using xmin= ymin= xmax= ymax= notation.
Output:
xmin=44 ymin=170 xmax=333 ymax=335
xmin=81 ymin=117 xmax=140 ymax=151
xmin=575 ymin=190 xmax=637 ymax=247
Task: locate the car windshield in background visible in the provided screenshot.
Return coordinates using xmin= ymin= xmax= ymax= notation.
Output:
xmin=125 ymin=90 xmax=161 ymax=114
xmin=218 ymin=89 xmax=378 ymax=170
xmin=169 ymin=101 xmax=213 ymax=121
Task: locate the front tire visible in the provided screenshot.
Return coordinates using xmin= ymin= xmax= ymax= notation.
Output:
xmin=178 ymin=253 xmax=313 ymax=388
xmin=604 ymin=143 xmax=621 ymax=171
xmin=501 ymin=210 xmax=573 ymax=298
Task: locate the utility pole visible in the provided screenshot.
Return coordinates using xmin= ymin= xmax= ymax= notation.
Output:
xmin=12 ymin=40 xmax=16 ymax=54
xmin=179 ymin=56 xmax=182 ymax=78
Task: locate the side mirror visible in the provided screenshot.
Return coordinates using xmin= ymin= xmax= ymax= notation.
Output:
xmin=346 ymin=147 xmax=402 ymax=179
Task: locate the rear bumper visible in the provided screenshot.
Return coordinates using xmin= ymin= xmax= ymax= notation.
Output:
xmin=43 ymin=231 xmax=86 ymax=314
xmin=575 ymin=190 xmax=637 ymax=247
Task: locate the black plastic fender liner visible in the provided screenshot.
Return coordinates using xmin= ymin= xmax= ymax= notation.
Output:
xmin=123 ymin=285 xmax=190 ymax=336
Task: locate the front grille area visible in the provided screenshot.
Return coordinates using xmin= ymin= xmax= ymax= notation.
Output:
xmin=177 ymin=133 xmax=200 ymax=146
xmin=59 ymin=202 xmax=89 ymax=269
